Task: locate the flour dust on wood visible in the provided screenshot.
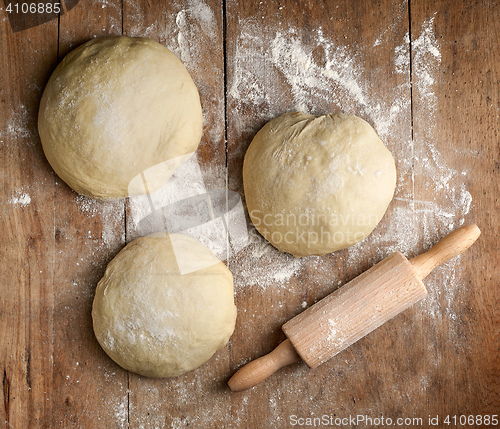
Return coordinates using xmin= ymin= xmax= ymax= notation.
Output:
xmin=227 ymin=14 xmax=474 ymax=315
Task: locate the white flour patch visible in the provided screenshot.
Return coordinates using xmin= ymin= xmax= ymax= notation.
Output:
xmin=0 ymin=103 xmax=36 ymax=144
xmin=412 ymin=15 xmax=442 ymax=117
xmin=9 ymin=191 xmax=31 ymax=206
xmin=326 ymin=318 xmax=348 ymax=351
xmin=173 ymin=0 xmax=217 ymax=67
xmin=113 ymin=393 xmax=128 ymax=429
xmin=394 ymin=32 xmax=410 ymax=75
xmin=231 ymin=230 xmax=303 ymax=290
xmin=229 ymin=24 xmax=410 ymax=139
xmin=126 ymin=0 xmax=219 ymax=81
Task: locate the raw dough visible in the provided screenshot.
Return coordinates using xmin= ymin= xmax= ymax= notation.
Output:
xmin=243 ymin=112 xmax=396 ymax=257
xmin=92 ymin=233 xmax=237 ymax=378
xmin=38 ymin=36 xmax=203 ymax=199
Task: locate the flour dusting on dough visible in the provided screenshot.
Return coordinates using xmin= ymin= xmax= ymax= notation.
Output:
xmin=228 ymin=14 xmax=473 ymax=308
xmin=127 ymin=0 xmax=224 ymax=148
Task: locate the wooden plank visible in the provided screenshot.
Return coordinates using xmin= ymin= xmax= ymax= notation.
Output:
xmin=58 ymin=0 xmax=123 ymax=53
xmin=49 ymin=2 xmax=128 ymax=427
xmin=122 ymin=0 xmax=231 ymax=427
xmin=226 ymin=0 xmax=418 ymax=423
xmin=411 ymin=0 xmax=500 ymax=415
xmin=0 ymin=6 xmax=58 ymax=428
xmin=0 ymin=0 xmax=497 ymax=426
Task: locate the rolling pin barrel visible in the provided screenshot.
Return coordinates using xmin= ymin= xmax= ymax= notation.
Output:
xmin=282 ymin=251 xmax=428 ymax=368
xmin=228 ymin=224 xmax=480 ymax=391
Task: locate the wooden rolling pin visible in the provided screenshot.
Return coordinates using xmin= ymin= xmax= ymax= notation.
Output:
xmin=228 ymin=224 xmax=481 ymax=391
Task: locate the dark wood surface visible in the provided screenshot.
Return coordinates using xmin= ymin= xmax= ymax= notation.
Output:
xmin=1 ymin=0 xmax=498 ymax=428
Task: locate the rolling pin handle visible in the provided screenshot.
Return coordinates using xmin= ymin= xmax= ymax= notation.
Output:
xmin=409 ymin=224 xmax=480 ymax=280
xmin=228 ymin=339 xmax=301 ymax=392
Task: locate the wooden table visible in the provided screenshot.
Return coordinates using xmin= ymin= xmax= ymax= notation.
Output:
xmin=1 ymin=0 xmax=498 ymax=427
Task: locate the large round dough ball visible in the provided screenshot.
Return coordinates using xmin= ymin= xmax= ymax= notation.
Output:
xmin=92 ymin=233 xmax=237 ymax=378
xmin=38 ymin=36 xmax=203 ymax=199
xmin=243 ymin=112 xmax=396 ymax=257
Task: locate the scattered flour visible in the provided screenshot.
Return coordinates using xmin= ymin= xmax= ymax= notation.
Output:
xmin=127 ymin=0 xmax=224 ymax=148
xmin=1 ymin=6 xmax=477 ymax=424
xmin=9 ymin=191 xmax=31 ymax=206
xmin=394 ymin=33 xmax=410 ymax=75
xmin=229 ymin=25 xmax=410 ymax=139
xmin=231 ymin=231 xmax=303 ymax=290
xmin=113 ymin=394 xmax=129 ymax=429
xmin=75 ymin=194 xmax=124 ymax=248
xmin=326 ymin=318 xmax=348 ymax=351
xmin=173 ymin=0 xmax=217 ymax=67
xmin=93 ymin=0 xmax=122 ymax=31
xmin=228 ymin=13 xmax=474 ymax=316
xmin=0 ymin=103 xmax=36 ymax=144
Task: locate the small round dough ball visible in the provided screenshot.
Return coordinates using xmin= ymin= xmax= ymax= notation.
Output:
xmin=92 ymin=233 xmax=237 ymax=378
xmin=38 ymin=36 xmax=203 ymax=200
xmin=243 ymin=112 xmax=396 ymax=257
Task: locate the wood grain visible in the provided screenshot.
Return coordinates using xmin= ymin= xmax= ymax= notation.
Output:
xmin=410 ymin=0 xmax=500 ymax=415
xmin=225 ymin=0 xmax=417 ymax=422
xmin=0 ymin=7 xmax=57 ymax=428
xmin=122 ymin=1 xmax=232 ymax=428
xmin=0 ymin=0 xmax=498 ymax=427
xmin=50 ymin=1 xmax=127 ymax=427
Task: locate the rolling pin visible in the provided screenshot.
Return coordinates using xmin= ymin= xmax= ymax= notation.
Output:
xmin=228 ymin=224 xmax=481 ymax=391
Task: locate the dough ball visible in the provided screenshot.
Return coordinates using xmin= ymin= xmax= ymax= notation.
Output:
xmin=38 ymin=36 xmax=203 ymax=200
xmin=92 ymin=233 xmax=237 ymax=378
xmin=243 ymin=112 xmax=396 ymax=257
